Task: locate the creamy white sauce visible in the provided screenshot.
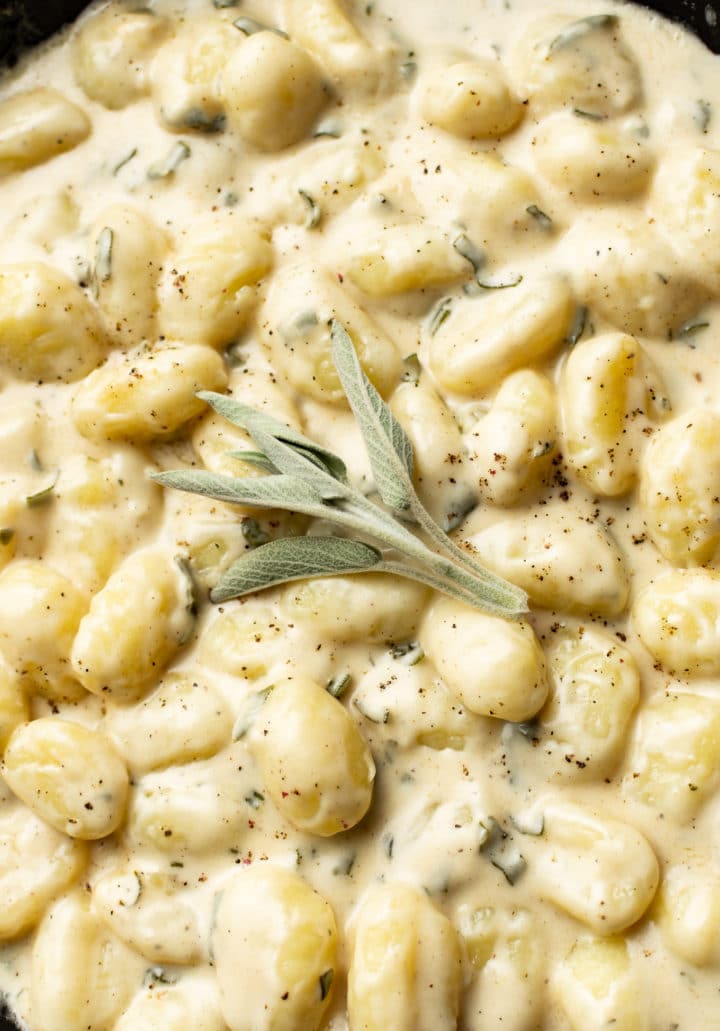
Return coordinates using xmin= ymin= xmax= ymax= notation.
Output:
xmin=1 ymin=1 xmax=720 ymax=1028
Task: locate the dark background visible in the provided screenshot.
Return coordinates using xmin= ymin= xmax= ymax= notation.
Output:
xmin=0 ymin=0 xmax=718 ymax=1028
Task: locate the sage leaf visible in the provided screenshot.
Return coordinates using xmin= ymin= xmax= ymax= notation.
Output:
xmin=330 ymin=320 xmax=415 ymax=512
xmin=197 ymin=392 xmax=348 ymax=482
xmin=210 ymin=536 xmax=382 ymax=602
xmin=152 ymin=469 xmax=328 ymax=513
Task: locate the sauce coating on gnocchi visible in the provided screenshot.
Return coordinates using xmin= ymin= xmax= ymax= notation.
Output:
xmin=1 ymin=0 xmax=720 ymax=1028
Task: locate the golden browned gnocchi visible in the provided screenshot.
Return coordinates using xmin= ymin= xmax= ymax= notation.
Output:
xmin=2 ymin=0 xmax=720 ymax=1026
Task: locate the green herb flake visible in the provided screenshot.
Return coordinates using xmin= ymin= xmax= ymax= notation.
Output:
xmin=232 ymin=688 xmax=273 ymax=740
xmin=453 ymin=234 xmax=486 ymax=277
xmin=353 ymin=696 xmax=390 ymax=724
xmin=0 ymin=528 xmax=14 ymax=546
xmin=526 ymin=204 xmax=553 ymax=229
xmin=326 ymin=672 xmax=352 ymax=698
xmin=233 ymin=16 xmax=288 ymax=37
xmin=313 ymin=118 xmax=343 ymax=139
xmin=319 ymin=969 xmax=334 ymax=1001
xmin=332 ymin=852 xmax=356 ymax=876
xmin=245 ymin=790 xmax=265 ymax=810
xmin=112 ymin=146 xmax=138 ymax=175
xmin=148 ymin=141 xmax=191 ymax=180
xmin=400 ymin=59 xmax=417 ymax=80
xmin=548 ymin=13 xmax=618 ymax=53
xmin=678 ymin=320 xmax=710 ymax=340
xmin=143 ymin=966 xmax=177 ymax=987
xmin=474 ymin=272 xmax=524 ymax=291
xmin=566 ymin=305 xmax=588 ymax=347
xmin=181 ymin=107 xmax=226 ymax=133
xmin=241 ymin=517 xmax=270 ymax=549
xmin=95 ymin=227 xmax=113 ymax=285
xmin=428 ymin=297 xmax=452 ymax=337
xmin=26 ymin=471 xmax=58 ymax=509
xmin=572 ymin=108 xmax=607 ymax=121
xmin=389 ymin=641 xmax=424 ymax=666
xmin=401 ymin=353 xmax=422 ymax=382
xmin=480 ymin=817 xmax=527 ymax=886
xmin=382 ymin=833 xmax=394 ymax=858
xmin=298 ymin=189 xmax=322 ymax=230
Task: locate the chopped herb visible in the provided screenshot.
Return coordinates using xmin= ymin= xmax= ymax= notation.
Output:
xmin=326 ymin=672 xmax=352 ymax=698
xmin=444 ymin=489 xmax=477 ymax=533
xmin=548 ymin=13 xmax=618 ymax=53
xmin=95 ymin=227 xmax=113 ymax=285
xmin=389 ymin=641 xmax=424 ymax=665
xmin=232 ymin=688 xmax=273 ymax=740
xmin=148 ymin=141 xmax=191 ymax=179
xmin=566 ymin=305 xmax=588 ymax=347
xmin=143 ymin=966 xmax=176 ymax=987
xmin=27 ymin=448 xmax=43 ymax=472
xmin=382 ymin=833 xmax=394 ymax=858
xmin=515 ymin=718 xmax=541 ymax=740
xmin=26 ymin=471 xmax=58 ymax=508
xmin=572 ymin=107 xmax=607 ymax=121
xmin=695 ymin=98 xmax=712 ymax=133
xmin=678 ymin=320 xmax=710 ymax=340
xmin=112 ymin=146 xmax=138 ymax=175
xmin=480 ymin=817 xmax=526 ymax=885
xmin=153 ymin=324 xmax=528 ymax=619
xmin=280 ymin=309 xmax=319 ymax=340
xmin=233 ymin=16 xmax=288 ymax=37
xmin=526 ymin=204 xmax=553 ymax=229
xmin=353 ymin=696 xmax=390 ymax=724
xmin=401 ymin=353 xmax=422 ymax=383
xmin=428 ymin=297 xmax=452 ymax=337
xmin=181 ymin=107 xmax=226 ymax=133
xmin=313 ymin=118 xmax=343 ymax=139
xmin=0 ymin=528 xmax=14 ymax=546
xmin=298 ymin=189 xmax=321 ymax=229
xmin=241 ymin=517 xmax=269 ymax=549
xmin=453 ymin=234 xmax=486 ymax=278
xmin=213 ymin=0 xmax=240 ymax=6
xmin=319 ymin=969 xmax=334 ymax=1001
xmin=245 ymin=790 xmax=265 ymax=809
xmin=474 ymin=272 xmax=524 ymax=290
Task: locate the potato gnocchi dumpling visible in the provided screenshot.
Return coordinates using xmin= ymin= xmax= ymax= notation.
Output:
xmin=222 ymin=31 xmax=328 ymax=150
xmin=633 ymin=569 xmax=720 ymax=675
xmin=508 ymin=13 xmax=642 ymax=116
xmin=640 ymin=409 xmax=720 ymax=566
xmin=73 ymin=5 xmax=169 ymax=109
xmin=655 ymin=856 xmax=720 ymax=967
xmin=213 ymin=866 xmax=338 ymax=1031
xmin=429 ymin=273 xmax=574 ymax=396
xmin=262 ymin=262 xmax=401 ymax=404
xmin=540 ymin=627 xmax=639 ymax=779
xmin=419 ymin=595 xmax=548 ymax=722
xmin=250 ymin=676 xmax=375 ymax=835
xmin=0 ymin=262 xmax=107 ymax=382
xmin=623 ymin=690 xmax=720 ymax=821
xmin=345 ymin=222 xmax=469 ymax=295
xmin=348 ymin=883 xmax=462 ymax=1031
xmin=284 ymin=0 xmax=381 ymax=92
xmin=560 ymin=333 xmax=667 ymax=497
xmin=0 ymin=88 xmax=90 ymax=176
xmin=0 ymin=805 xmax=86 ymax=941
xmin=419 ymin=58 xmax=525 ymax=139
xmin=467 ymin=368 xmax=557 ymax=506
xmin=552 ymin=937 xmax=647 ymax=1031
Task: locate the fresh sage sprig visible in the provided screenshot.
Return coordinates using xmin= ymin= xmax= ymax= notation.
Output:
xmin=152 ymin=322 xmax=527 ymax=618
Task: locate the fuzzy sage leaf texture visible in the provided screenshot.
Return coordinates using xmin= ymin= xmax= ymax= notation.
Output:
xmin=151 ymin=325 xmax=528 ymax=619
xmin=330 ymin=321 xmax=415 ymax=514
xmin=211 ymin=536 xmax=382 ymax=602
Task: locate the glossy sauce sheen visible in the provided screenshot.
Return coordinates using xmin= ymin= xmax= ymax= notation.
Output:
xmin=0 ymin=1 xmax=720 ymax=1028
